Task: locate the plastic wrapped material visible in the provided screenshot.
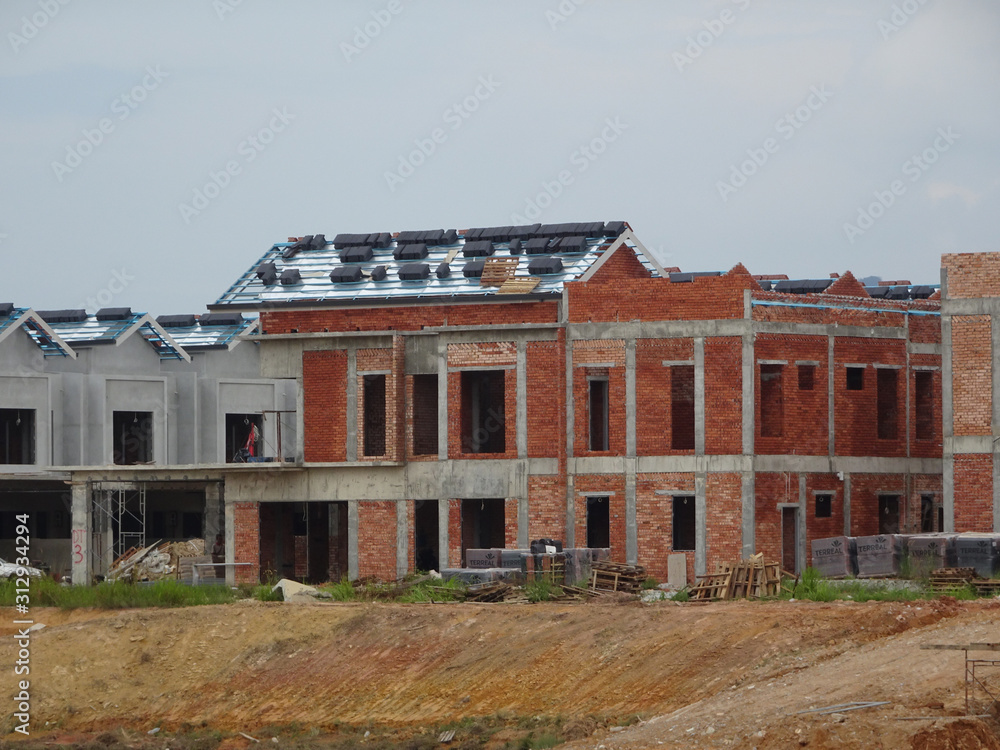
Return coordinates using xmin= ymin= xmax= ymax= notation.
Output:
xmin=854 ymin=535 xmax=901 ymax=578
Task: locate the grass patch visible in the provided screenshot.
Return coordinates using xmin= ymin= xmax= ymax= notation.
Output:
xmin=641 ymin=576 xmax=659 ymax=590
xmin=397 ymin=576 xmax=465 ymax=603
xmin=324 ymin=578 xmax=358 ymax=602
xmin=525 ymin=578 xmax=557 ymax=603
xmin=0 ymin=577 xmax=239 ymax=610
xmin=671 ymin=588 xmax=690 ymax=602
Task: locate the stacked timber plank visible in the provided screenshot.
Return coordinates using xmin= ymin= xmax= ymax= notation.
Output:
xmin=929 ymin=567 xmax=1000 ymax=595
xmin=688 ymin=553 xmax=782 ymax=601
xmin=589 ymin=560 xmax=646 ymax=593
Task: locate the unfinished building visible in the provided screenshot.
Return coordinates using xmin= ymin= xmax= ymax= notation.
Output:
xmin=210 ymin=223 xmax=945 ymax=585
xmin=0 ymin=306 xmax=296 ymax=582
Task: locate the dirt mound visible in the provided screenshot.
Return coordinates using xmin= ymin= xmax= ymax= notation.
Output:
xmin=911 ymin=719 xmax=1000 ymax=750
xmin=1 ymin=598 xmax=998 ymax=748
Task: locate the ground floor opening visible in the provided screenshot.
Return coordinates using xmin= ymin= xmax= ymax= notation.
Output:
xmin=259 ymin=501 xmax=348 ymax=584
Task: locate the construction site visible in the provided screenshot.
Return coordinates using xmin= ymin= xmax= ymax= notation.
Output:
xmin=5 ymin=223 xmax=1000 ymax=747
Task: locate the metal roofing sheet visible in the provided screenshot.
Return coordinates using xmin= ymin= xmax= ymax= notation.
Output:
xmin=215 ymin=224 xmax=652 ymax=308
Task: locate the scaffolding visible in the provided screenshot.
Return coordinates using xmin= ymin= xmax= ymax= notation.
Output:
xmin=91 ymin=484 xmax=147 ymax=577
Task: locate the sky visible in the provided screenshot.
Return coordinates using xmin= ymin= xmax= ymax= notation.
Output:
xmin=1 ymin=0 xmax=998 ymax=316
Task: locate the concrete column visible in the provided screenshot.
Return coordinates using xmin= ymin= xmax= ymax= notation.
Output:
xmin=295 ymin=376 xmax=305 ymax=462
xmin=625 ymin=460 xmax=637 ymax=565
xmin=203 ymin=482 xmax=222 ymax=543
xmin=346 ymin=347 xmax=358 ymax=462
xmin=941 ymin=304 xmax=954 ymax=530
xmin=741 ymin=472 xmax=755 ymax=557
xmin=992 ymin=303 xmax=1000 ymax=531
xmin=625 ymin=339 xmax=636 ymax=457
xmin=437 ymin=340 xmax=448 ymax=461
xmin=396 ymin=500 xmax=408 ymax=579
xmin=742 ymin=332 xmax=754 ymax=455
xmin=516 ymin=341 xmax=527 ymax=459
xmin=565 ymin=338 xmax=575 ymax=547
xmin=797 ymin=474 xmax=807 ymax=573
xmin=438 ymin=498 xmax=449 ymax=571
xmin=695 ymin=472 xmax=707 ymax=576
xmin=347 ymin=500 xmax=359 ymax=580
xmin=70 ymin=482 xmax=90 ymax=585
xmin=843 ymin=473 xmax=852 ymax=537
xmin=694 ymin=337 xmax=705 ymax=455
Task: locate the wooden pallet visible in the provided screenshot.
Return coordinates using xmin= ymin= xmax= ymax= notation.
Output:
xmin=480 ymin=258 xmax=519 ymax=287
xmin=590 ymin=561 xmax=646 ymax=593
xmin=930 ymin=567 xmax=980 ymax=593
xmin=688 ymin=553 xmax=782 ymax=601
xmin=497 ymin=277 xmax=540 ymax=295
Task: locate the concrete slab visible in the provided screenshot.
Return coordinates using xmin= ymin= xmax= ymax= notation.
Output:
xmin=667 ymin=553 xmax=688 ymax=588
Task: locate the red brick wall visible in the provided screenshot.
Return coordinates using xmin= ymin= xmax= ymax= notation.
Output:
xmin=567 ymin=273 xmax=755 ymax=323
xmin=909 ymin=358 xmax=943 ymax=458
xmin=803 ymin=474 xmax=844 ymax=548
xmin=302 ymin=350 xmax=348 ymax=462
xmin=636 ymin=473 xmax=696 ymax=583
xmin=952 ymin=316 xmax=992 ymax=436
xmin=705 ymin=473 xmax=742 ymax=571
xmin=849 ymin=474 xmax=906 ymax=536
xmin=909 ymin=315 xmax=941 ymax=344
xmin=233 ymin=501 xmax=260 ymax=584
xmin=755 ymin=473 xmax=797 ymax=566
xmin=705 ymin=338 xmax=742 ymax=454
xmin=754 ymin=335 xmax=828 ymax=456
xmin=635 ymin=339 xmax=695 ymax=456
xmin=954 ymin=455 xmax=993 ymax=532
xmin=528 ymin=476 xmax=565 ymax=541
xmin=357 ymin=501 xmax=397 ymax=580
xmin=752 ymin=291 xmax=936 ymax=328
xmin=526 ymin=340 xmax=565 ymax=459
xmin=585 ymin=244 xmax=653 ymax=283
xmin=572 ymin=340 xmax=627 ymax=456
xmin=446 ymin=369 xmax=517 ymax=459
xmin=262 ymin=301 xmax=559 ymax=334
xmin=943 ymin=252 xmax=1000 ymax=298
xmin=574 ymin=475 xmax=626 ymax=562
xmin=833 ymin=338 xmax=907 ymax=457
xmin=504 ymin=498 xmax=519 ymax=548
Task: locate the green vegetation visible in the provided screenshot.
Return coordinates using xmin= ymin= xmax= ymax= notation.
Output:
xmin=396 ymin=576 xmax=465 ymax=603
xmin=0 ymin=577 xmax=239 ymax=610
xmin=640 ymin=576 xmax=659 ymax=590
xmin=525 ymin=578 xmax=558 ymax=602
xmin=670 ymin=588 xmax=690 ymax=602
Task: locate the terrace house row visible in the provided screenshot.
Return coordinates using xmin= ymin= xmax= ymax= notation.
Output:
xmin=208 ymin=222 xmax=946 ymax=585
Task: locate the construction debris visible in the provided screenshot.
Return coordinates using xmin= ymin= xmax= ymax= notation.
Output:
xmin=688 ymin=554 xmax=782 ymax=601
xmin=929 ymin=567 xmax=1000 ymax=596
xmin=589 ymin=560 xmax=646 ymax=593
xmin=107 ymin=539 xmax=211 ymax=583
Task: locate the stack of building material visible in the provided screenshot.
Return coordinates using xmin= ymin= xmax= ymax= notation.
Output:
xmin=441 ymin=568 xmax=517 ymax=585
xmin=855 ymin=535 xmax=902 ymax=578
xmin=520 ymin=553 xmax=565 ymax=583
xmin=589 ymin=560 xmax=646 ymax=593
xmin=906 ymin=534 xmax=957 ymax=578
xmin=688 ymin=554 xmax=782 ymax=601
xmin=953 ymin=535 xmax=1000 ymax=578
xmin=465 ymin=549 xmax=503 ymax=569
xmin=107 ymin=541 xmax=173 ymax=583
xmin=811 ymin=536 xmax=857 ymax=577
xmin=928 ymin=567 xmax=979 ymax=593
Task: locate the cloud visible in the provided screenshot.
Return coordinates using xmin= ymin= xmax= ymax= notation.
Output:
xmin=926 ymin=181 xmax=981 ymax=208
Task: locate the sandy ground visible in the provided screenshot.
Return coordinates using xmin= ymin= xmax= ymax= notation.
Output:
xmin=1 ymin=597 xmax=999 ymax=748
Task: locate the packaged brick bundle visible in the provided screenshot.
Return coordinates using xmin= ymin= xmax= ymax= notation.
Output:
xmin=854 ymin=534 xmax=901 ymax=578
xmin=905 ymin=534 xmax=957 ymax=577
xmin=953 ymin=534 xmax=1000 ymax=578
xmin=440 ymin=568 xmax=505 ymax=584
xmin=811 ymin=536 xmax=857 ymax=578
xmin=465 ymin=548 xmax=503 ymax=569
xmin=500 ymin=549 xmax=530 ymax=569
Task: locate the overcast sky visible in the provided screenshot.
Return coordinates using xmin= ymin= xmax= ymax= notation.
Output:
xmin=2 ymin=0 xmax=997 ymax=316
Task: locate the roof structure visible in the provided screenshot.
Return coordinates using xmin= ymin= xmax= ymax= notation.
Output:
xmin=213 ymin=222 xmax=667 ymax=310
xmin=0 ymin=305 xmax=258 ymax=359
